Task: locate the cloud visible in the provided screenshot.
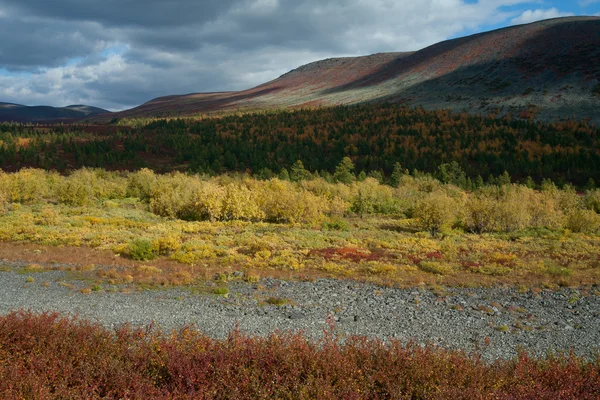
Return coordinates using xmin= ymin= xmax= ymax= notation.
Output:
xmin=0 ymin=0 xmax=538 ymax=110
xmin=510 ymin=8 xmax=575 ymax=25
xmin=579 ymin=0 xmax=600 ymax=6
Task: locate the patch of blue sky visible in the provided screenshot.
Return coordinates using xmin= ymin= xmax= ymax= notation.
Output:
xmin=101 ymin=44 xmax=129 ymax=58
xmin=0 ymin=68 xmax=33 ymax=78
xmin=65 ymin=57 xmax=85 ymax=67
xmin=453 ymin=0 xmax=600 ymax=39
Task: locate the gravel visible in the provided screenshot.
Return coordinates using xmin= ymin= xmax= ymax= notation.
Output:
xmin=1 ymin=263 xmax=599 ymax=361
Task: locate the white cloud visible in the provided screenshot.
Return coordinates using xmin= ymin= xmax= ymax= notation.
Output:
xmin=579 ymin=0 xmax=600 ymax=6
xmin=510 ymin=8 xmax=575 ymax=25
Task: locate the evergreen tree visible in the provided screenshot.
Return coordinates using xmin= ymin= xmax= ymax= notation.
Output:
xmin=585 ymin=178 xmax=596 ymax=190
xmin=368 ymin=170 xmax=384 ymax=184
xmin=278 ymin=168 xmax=290 ymax=181
xmin=290 ymin=160 xmax=312 ymax=182
xmin=437 ymin=161 xmax=466 ymax=187
xmin=389 ymin=162 xmax=406 ymax=187
xmin=333 ymin=157 xmax=356 ymax=184
xmin=524 ymin=176 xmax=535 ymax=189
xmin=256 ymin=168 xmax=274 ymax=181
xmin=357 ymin=171 xmax=367 ymax=181
xmin=498 ymin=171 xmax=511 ymax=186
xmin=475 ymin=175 xmax=486 ymax=190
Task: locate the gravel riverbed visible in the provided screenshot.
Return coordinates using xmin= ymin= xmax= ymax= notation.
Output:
xmin=1 ymin=263 xmax=599 ymax=361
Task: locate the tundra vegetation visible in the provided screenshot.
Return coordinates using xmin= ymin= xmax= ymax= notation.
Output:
xmin=0 ymin=311 xmax=598 ymax=399
xmin=1 ymin=108 xmax=600 ymax=398
xmin=0 ymin=164 xmax=599 ymax=289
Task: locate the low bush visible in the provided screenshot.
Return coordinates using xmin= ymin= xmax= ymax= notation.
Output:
xmin=418 ymin=261 xmax=455 ymax=275
xmin=1 ymin=311 xmax=599 ymax=399
xmin=128 ymin=238 xmax=157 ymax=261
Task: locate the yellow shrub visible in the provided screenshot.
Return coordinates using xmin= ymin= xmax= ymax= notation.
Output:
xmin=149 ymin=172 xmax=201 ymax=219
xmin=56 ymin=173 xmax=95 ymax=206
xmin=92 ymin=170 xmax=127 ymax=200
xmin=478 ymin=264 xmax=512 ymax=276
xmin=557 ymin=186 xmax=582 ymax=213
xmin=319 ymin=262 xmax=351 ymax=276
xmin=36 ymin=207 xmax=59 ymax=226
xmin=171 ymin=240 xmax=218 ymax=265
xmin=494 ymin=186 xmax=531 ymax=232
xmin=300 ymin=178 xmax=353 ymax=203
xmin=0 ymin=173 xmax=7 ymax=215
xmin=7 ymin=168 xmax=49 ymax=204
xmin=584 ymin=189 xmax=600 ymax=213
xmin=126 ymin=168 xmax=157 ymax=201
xmin=566 ymin=209 xmax=600 ymax=233
xmin=418 ymin=261 xmax=454 ymax=275
xmin=260 ymin=179 xmax=328 ymax=224
xmin=268 ymin=250 xmax=304 ymax=270
xmin=185 ymin=181 xmax=225 ymax=221
xmin=463 ymin=193 xmax=497 ymax=233
xmin=154 ymin=234 xmax=182 ymax=255
xmin=221 ymin=184 xmax=264 ymax=221
xmin=350 ymin=178 xmax=397 ymax=215
xmin=326 ymin=196 xmax=350 ymax=217
xmin=414 ymin=190 xmax=457 ymax=236
xmin=364 ymin=261 xmax=397 ymax=275
xmin=528 ymin=191 xmax=563 ymax=229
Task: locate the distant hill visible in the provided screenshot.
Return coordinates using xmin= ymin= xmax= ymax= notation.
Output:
xmin=106 ymin=16 xmax=600 ymax=124
xmin=0 ymin=103 xmax=110 ymax=123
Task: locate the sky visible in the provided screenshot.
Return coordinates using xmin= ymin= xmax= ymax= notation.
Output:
xmin=0 ymin=0 xmax=598 ymax=111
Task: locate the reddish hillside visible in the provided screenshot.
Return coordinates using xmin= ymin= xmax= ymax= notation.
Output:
xmin=109 ymin=16 xmax=600 ymax=123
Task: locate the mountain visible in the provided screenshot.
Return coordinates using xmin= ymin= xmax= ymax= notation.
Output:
xmin=0 ymin=103 xmax=110 ymax=123
xmin=107 ymin=16 xmax=600 ymax=124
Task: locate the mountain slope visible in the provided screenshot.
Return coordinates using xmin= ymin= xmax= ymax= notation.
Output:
xmin=111 ymin=16 xmax=600 ymax=123
xmin=0 ymin=103 xmax=111 ymax=123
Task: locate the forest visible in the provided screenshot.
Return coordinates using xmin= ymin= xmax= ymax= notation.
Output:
xmin=0 ymin=103 xmax=599 ymax=187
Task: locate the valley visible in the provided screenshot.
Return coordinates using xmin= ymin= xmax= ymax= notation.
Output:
xmin=1 ymin=14 xmax=600 ymax=399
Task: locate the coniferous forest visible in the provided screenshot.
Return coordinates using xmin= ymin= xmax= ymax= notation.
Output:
xmin=0 ymin=103 xmax=598 ymax=187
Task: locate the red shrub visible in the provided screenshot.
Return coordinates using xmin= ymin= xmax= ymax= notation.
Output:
xmin=0 ymin=310 xmax=598 ymax=399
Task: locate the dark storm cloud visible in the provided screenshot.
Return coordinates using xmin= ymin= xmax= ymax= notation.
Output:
xmin=0 ymin=0 xmax=532 ymax=110
xmin=0 ymin=16 xmax=107 ymax=70
xmin=1 ymin=0 xmax=238 ymax=27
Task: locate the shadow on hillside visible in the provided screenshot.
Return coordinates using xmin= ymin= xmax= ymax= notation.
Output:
xmin=321 ymin=18 xmax=600 ymax=97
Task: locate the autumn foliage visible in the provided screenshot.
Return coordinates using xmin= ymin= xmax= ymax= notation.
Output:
xmin=0 ymin=311 xmax=599 ymax=399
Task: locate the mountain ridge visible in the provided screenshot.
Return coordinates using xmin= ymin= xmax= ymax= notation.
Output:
xmin=0 ymin=103 xmax=110 ymax=123
xmin=104 ymin=16 xmax=600 ymax=124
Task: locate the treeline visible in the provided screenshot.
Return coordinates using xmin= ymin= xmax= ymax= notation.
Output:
xmin=0 ymin=104 xmax=599 ymax=186
xmin=1 ymin=167 xmax=599 ymax=235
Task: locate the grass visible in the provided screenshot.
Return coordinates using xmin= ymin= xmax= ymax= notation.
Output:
xmin=0 ymin=310 xmax=598 ymax=399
